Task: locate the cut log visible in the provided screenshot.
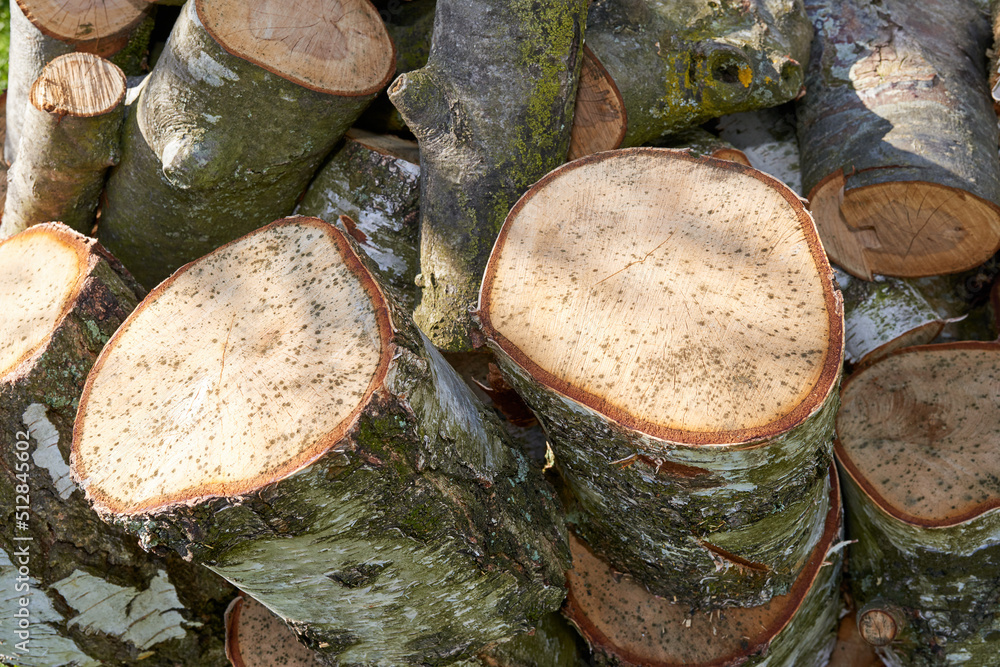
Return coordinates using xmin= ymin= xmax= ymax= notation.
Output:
xmin=835 ymin=342 xmax=1000 ymax=664
xmin=1 ymin=53 xmax=125 ymax=238
xmin=798 ymin=0 xmax=1000 ymax=279
xmin=0 ymin=223 xmax=232 ymax=666
xmin=388 ymin=0 xmax=589 ymax=351
xmin=5 ymin=0 xmax=151 ymax=165
xmin=227 ymin=594 xmax=591 ymax=667
xmin=296 ymin=132 xmax=420 ymax=310
xmin=566 ymin=45 xmax=626 ymax=161
xmin=477 ymin=148 xmax=844 ymax=608
xmin=97 ymin=0 xmax=395 ymax=288
xmin=577 ymin=0 xmax=811 ymax=151
xmin=563 ymin=466 xmax=842 ymax=667
xmin=716 ymin=104 xmax=803 ymax=195
xmin=836 ymin=269 xmax=953 ymax=368
xmin=72 ymin=216 xmax=569 ymax=665
xmin=828 ymin=612 xmax=885 ymax=667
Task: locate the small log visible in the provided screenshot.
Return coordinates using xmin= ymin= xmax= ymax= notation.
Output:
xmin=388 ymin=0 xmax=589 ymax=351
xmin=716 ymin=104 xmax=803 ymax=195
xmin=227 ymin=594 xmax=591 ymax=667
xmin=828 ymin=612 xmax=885 ymax=667
xmin=477 ymin=149 xmax=844 ymax=607
xmin=5 ymin=0 xmax=151 ymax=165
xmin=98 ymin=0 xmax=395 ymax=288
xmin=575 ymin=0 xmax=811 ymax=152
xmin=836 ymin=269 xmax=953 ymax=368
xmin=296 ymin=132 xmax=420 ymax=310
xmin=1 ymin=53 xmax=126 ymax=238
xmin=0 ymin=223 xmax=231 ymax=667
xmin=566 ymin=46 xmax=626 ymax=161
xmin=799 ymin=0 xmax=1000 ymax=279
xmin=835 ymin=342 xmax=1000 ymax=664
xmin=657 ymin=127 xmax=751 ymax=166
xmin=72 ymin=217 xmax=569 ymax=665
xmin=563 ymin=467 xmax=843 ymax=667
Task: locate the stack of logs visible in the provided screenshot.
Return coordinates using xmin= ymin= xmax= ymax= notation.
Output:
xmin=2 ymin=0 xmax=1000 ymax=665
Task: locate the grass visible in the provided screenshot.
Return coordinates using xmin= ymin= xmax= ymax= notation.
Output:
xmin=0 ymin=2 xmax=8 ymax=91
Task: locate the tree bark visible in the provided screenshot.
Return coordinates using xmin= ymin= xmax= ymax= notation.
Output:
xmin=72 ymin=217 xmax=569 ymax=666
xmin=798 ymin=0 xmax=1000 ymax=280
xmin=563 ymin=467 xmax=843 ymax=667
xmin=0 ymin=223 xmax=231 ymax=667
xmin=576 ymin=0 xmax=812 ymax=151
xmin=477 ymin=149 xmax=844 ymax=608
xmin=836 ymin=342 xmax=1000 ymax=665
xmin=1 ymin=53 xmax=125 ymax=238
xmin=836 ymin=269 xmax=952 ymax=368
xmin=296 ymin=132 xmax=421 ymax=311
xmin=716 ymin=104 xmax=803 ymax=195
xmin=5 ymin=0 xmax=151 ymax=165
xmin=658 ymin=127 xmax=751 ymax=166
xmin=388 ymin=0 xmax=589 ymax=351
xmin=97 ymin=0 xmax=395 ymax=288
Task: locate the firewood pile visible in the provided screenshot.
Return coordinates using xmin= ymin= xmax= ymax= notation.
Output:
xmin=2 ymin=0 xmax=999 ymax=665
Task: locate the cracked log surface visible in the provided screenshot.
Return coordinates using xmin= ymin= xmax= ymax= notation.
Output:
xmin=0 ymin=223 xmax=231 ymax=666
xmin=1 ymin=53 xmax=126 ymax=238
xmin=836 ymin=343 xmax=1000 ymax=665
xmin=565 ymin=467 xmax=842 ymax=667
xmin=97 ymin=0 xmax=394 ymax=288
xmin=5 ymin=0 xmax=151 ymax=165
xmin=798 ymin=0 xmax=1000 ymax=279
xmin=296 ymin=130 xmax=421 ymax=311
xmin=72 ymin=217 xmax=569 ymax=666
xmin=388 ymin=0 xmax=588 ymax=351
xmin=575 ymin=0 xmax=812 ymax=153
xmin=477 ymin=149 xmax=844 ymax=608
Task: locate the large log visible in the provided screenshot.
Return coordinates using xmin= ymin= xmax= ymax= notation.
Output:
xmin=72 ymin=216 xmax=569 ymax=665
xmin=97 ymin=0 xmax=395 ymax=288
xmin=388 ymin=0 xmax=589 ymax=351
xmin=1 ymin=53 xmax=125 ymax=238
xmin=572 ymin=0 xmax=812 ymax=154
xmin=296 ymin=131 xmax=421 ymax=311
xmin=477 ymin=148 xmax=844 ymax=608
xmin=5 ymin=0 xmax=151 ymax=165
xmin=563 ymin=467 xmax=843 ymax=666
xmin=836 ymin=342 xmax=1000 ymax=664
xmin=0 ymin=223 xmax=231 ymax=666
xmin=798 ymin=0 xmax=1000 ymax=279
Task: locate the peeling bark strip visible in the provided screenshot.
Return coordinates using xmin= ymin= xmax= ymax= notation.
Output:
xmin=477 ymin=149 xmax=844 ymax=608
xmin=835 ymin=343 xmax=1000 ymax=665
xmin=798 ymin=0 xmax=1000 ymax=280
xmin=72 ymin=217 xmax=569 ymax=665
xmin=837 ymin=269 xmax=953 ymax=368
xmin=1 ymin=53 xmax=126 ymax=238
xmin=296 ymin=130 xmax=421 ymax=310
xmin=577 ymin=0 xmax=812 ymax=153
xmin=5 ymin=0 xmax=152 ymax=165
xmin=0 ymin=223 xmax=232 ymax=666
xmin=388 ymin=0 xmax=588 ymax=351
xmin=97 ymin=0 xmax=395 ymax=289
xmin=564 ymin=468 xmax=842 ymax=667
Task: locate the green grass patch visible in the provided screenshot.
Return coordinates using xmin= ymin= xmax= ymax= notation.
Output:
xmin=0 ymin=2 xmax=9 ymax=91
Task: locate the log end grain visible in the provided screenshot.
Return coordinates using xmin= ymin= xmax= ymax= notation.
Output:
xmin=567 ymin=46 xmax=626 ymax=161
xmin=225 ymin=595 xmax=324 ymax=667
xmin=17 ymin=0 xmax=149 ymax=53
xmin=195 ymin=0 xmax=396 ymax=96
xmin=478 ymin=148 xmax=843 ymax=446
xmin=29 ymin=52 xmax=126 ymax=117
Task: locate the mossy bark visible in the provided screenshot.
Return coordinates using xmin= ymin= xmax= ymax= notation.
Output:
xmin=5 ymin=0 xmax=151 ymax=165
xmin=98 ymin=0 xmax=375 ymax=288
xmin=584 ymin=0 xmax=812 ymax=148
xmin=387 ymin=0 xmax=588 ymax=351
xmin=1 ymin=59 xmax=125 ymax=238
xmin=296 ymin=131 xmax=421 ymax=311
xmin=95 ymin=240 xmax=569 ymax=666
xmin=839 ymin=464 xmax=1000 ymax=666
xmin=0 ymin=224 xmax=231 ymax=667
xmin=482 ymin=342 xmax=839 ymax=610
xmin=837 ymin=270 xmax=950 ymax=367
